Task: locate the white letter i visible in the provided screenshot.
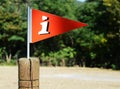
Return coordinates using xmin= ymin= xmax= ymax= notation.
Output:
xmin=38 ymin=16 xmax=49 ymax=35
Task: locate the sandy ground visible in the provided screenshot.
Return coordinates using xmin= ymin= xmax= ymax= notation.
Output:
xmin=0 ymin=66 xmax=120 ymax=89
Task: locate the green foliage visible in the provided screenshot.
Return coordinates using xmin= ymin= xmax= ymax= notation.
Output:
xmin=8 ymin=35 xmax=24 ymax=42
xmin=75 ymin=0 xmax=120 ymax=69
xmin=0 ymin=48 xmax=3 ymax=59
xmin=40 ymin=47 xmax=76 ymax=66
xmin=0 ymin=0 xmax=119 ymax=69
xmin=94 ymin=0 xmax=120 ymax=69
xmin=0 ymin=0 xmax=27 ymax=61
xmin=0 ymin=59 xmax=16 ymax=66
xmin=32 ymin=0 xmax=77 ymax=19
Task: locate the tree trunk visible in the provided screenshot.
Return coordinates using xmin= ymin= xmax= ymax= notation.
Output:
xmin=6 ymin=53 xmax=12 ymax=63
xmin=61 ymin=59 xmax=65 ymax=66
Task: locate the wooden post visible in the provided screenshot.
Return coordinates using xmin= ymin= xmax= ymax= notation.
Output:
xmin=18 ymin=58 xmax=39 ymax=89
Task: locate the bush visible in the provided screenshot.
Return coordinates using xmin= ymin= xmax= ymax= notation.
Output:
xmin=0 ymin=59 xmax=17 ymax=66
xmin=40 ymin=47 xmax=76 ymax=66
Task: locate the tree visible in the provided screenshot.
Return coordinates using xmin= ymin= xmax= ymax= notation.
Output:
xmin=75 ymin=1 xmax=107 ymax=67
xmin=76 ymin=0 xmax=120 ymax=69
xmin=0 ymin=0 xmax=26 ymax=62
xmin=99 ymin=0 xmax=120 ymax=69
xmin=0 ymin=0 xmax=119 ymax=69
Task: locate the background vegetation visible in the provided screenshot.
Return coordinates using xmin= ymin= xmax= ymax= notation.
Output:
xmin=0 ymin=0 xmax=120 ymax=69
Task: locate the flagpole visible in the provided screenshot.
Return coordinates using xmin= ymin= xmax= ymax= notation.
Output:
xmin=27 ymin=6 xmax=30 ymax=59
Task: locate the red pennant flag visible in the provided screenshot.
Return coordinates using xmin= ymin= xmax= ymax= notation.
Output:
xmin=30 ymin=9 xmax=87 ymax=43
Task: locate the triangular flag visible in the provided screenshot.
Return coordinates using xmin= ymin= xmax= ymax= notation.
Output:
xmin=30 ymin=9 xmax=87 ymax=43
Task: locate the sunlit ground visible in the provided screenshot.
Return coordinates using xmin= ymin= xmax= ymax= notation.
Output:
xmin=0 ymin=66 xmax=120 ymax=89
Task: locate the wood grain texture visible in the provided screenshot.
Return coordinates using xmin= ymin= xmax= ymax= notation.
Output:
xmin=19 ymin=81 xmax=31 ymax=87
xmin=18 ymin=58 xmax=39 ymax=89
xmin=18 ymin=58 xmax=31 ymax=80
xmin=30 ymin=58 xmax=39 ymax=80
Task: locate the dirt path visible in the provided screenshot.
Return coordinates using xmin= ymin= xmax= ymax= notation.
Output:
xmin=0 ymin=66 xmax=120 ymax=89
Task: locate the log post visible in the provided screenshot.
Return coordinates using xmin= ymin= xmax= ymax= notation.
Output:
xmin=18 ymin=58 xmax=39 ymax=89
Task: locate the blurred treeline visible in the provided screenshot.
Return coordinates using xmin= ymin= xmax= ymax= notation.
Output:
xmin=0 ymin=0 xmax=120 ymax=69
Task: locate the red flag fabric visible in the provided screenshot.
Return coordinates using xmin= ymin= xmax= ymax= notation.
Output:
xmin=30 ymin=9 xmax=87 ymax=43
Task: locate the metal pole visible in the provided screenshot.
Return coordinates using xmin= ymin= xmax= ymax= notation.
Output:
xmin=27 ymin=6 xmax=30 ymax=59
